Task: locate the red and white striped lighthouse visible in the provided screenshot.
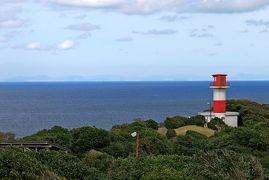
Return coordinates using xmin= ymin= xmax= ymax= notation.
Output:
xmin=210 ymin=74 xmax=230 ymax=119
xmin=199 ymin=74 xmax=239 ymax=127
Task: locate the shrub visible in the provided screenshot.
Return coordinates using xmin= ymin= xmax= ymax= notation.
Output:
xmin=145 ymin=119 xmax=159 ymax=130
xmin=185 ymin=115 xmax=206 ymax=127
xmin=102 ymin=142 xmax=133 ymax=158
xmin=208 ymin=117 xmax=226 ymax=130
xmin=166 ymin=129 xmax=176 ymax=139
xmin=83 ymin=151 xmax=114 ymax=173
xmin=0 ymin=148 xmax=60 ymax=179
xmin=192 ymin=150 xmax=264 ymax=180
xmin=164 ymin=116 xmax=186 ymax=129
xmin=71 ymin=126 xmax=110 ymax=154
xmin=108 ymin=155 xmax=192 ymax=179
xmin=140 ymin=136 xmax=173 ymax=155
xmin=23 ymin=126 xmax=72 ymax=148
xmin=31 ymin=150 xmax=106 ymax=179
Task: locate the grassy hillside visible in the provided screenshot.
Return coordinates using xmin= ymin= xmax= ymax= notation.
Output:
xmin=174 ymin=125 xmax=215 ymax=137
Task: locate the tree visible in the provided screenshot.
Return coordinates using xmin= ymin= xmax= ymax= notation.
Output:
xmin=0 ymin=148 xmax=60 ymax=179
xmin=208 ymin=117 xmax=226 ymax=131
xmin=145 ymin=119 xmax=159 ymax=130
xmin=31 ymin=150 xmax=106 ymax=179
xmin=185 ymin=115 xmax=206 ymax=127
xmin=102 ymin=142 xmax=133 ymax=158
xmin=23 ymin=126 xmax=72 ymax=148
xmin=140 ymin=136 xmax=173 ymax=155
xmin=166 ymin=129 xmax=176 ymax=139
xmin=83 ymin=150 xmax=115 ymax=173
xmin=0 ymin=132 xmax=16 ymax=142
xmin=192 ymin=150 xmax=264 ymax=180
xmin=71 ymin=126 xmax=110 ymax=154
xmin=107 ymin=155 xmax=192 ymax=180
xmin=174 ymin=131 xmax=210 ymax=156
xmin=164 ymin=116 xmax=186 ymax=129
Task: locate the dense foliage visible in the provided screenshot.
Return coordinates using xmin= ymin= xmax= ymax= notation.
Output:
xmin=0 ymin=100 xmax=268 ymax=179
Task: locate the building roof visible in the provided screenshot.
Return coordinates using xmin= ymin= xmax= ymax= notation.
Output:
xmin=198 ymin=112 xmax=239 ymax=116
xmin=212 ymin=74 xmax=227 ymax=77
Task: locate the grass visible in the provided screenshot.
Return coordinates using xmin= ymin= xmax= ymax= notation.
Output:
xmin=174 ymin=125 xmax=215 ymax=137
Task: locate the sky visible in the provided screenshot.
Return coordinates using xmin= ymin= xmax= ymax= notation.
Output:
xmin=0 ymin=0 xmax=269 ymax=81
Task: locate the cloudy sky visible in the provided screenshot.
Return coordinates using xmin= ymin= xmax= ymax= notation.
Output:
xmin=0 ymin=0 xmax=269 ymax=81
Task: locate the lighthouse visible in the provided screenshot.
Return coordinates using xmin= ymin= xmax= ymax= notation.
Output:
xmin=199 ymin=74 xmax=239 ymax=127
xmin=211 ymin=74 xmax=229 ymax=119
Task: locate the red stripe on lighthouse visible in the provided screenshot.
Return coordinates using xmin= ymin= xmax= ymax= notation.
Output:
xmin=213 ymin=100 xmax=226 ymax=113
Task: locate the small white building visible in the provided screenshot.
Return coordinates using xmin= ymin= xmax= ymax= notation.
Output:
xmin=199 ymin=74 xmax=239 ymax=127
xmin=198 ymin=111 xmax=239 ymax=127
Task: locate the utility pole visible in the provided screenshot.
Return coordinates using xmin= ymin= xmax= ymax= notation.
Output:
xmin=136 ymin=133 xmax=139 ymax=160
xmin=209 ymin=101 xmax=212 ymax=121
xmin=131 ymin=132 xmax=139 ymax=160
xmin=206 ymin=102 xmax=212 ymax=127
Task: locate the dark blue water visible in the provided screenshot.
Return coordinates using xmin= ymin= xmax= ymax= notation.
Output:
xmin=0 ymin=81 xmax=268 ymax=137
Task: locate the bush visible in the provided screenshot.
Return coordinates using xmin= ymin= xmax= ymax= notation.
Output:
xmin=0 ymin=148 xmax=60 ymax=179
xmin=83 ymin=151 xmax=115 ymax=173
xmin=174 ymin=131 xmax=210 ymax=156
xmin=145 ymin=119 xmax=159 ymax=130
xmin=71 ymin=126 xmax=110 ymax=154
xmin=23 ymin=126 xmax=72 ymax=148
xmin=140 ymin=136 xmax=173 ymax=155
xmin=185 ymin=115 xmax=206 ymax=127
xmin=31 ymin=150 xmax=106 ymax=179
xmin=108 ymin=155 xmax=192 ymax=179
xmin=102 ymin=142 xmax=133 ymax=158
xmin=208 ymin=117 xmax=226 ymax=130
xmin=192 ymin=150 xmax=264 ymax=180
xmin=166 ymin=129 xmax=176 ymax=139
xmin=164 ymin=116 xmax=186 ymax=129
xmin=0 ymin=132 xmax=16 ymax=142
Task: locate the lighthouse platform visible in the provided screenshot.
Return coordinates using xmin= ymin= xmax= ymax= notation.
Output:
xmin=198 ymin=111 xmax=239 ymax=127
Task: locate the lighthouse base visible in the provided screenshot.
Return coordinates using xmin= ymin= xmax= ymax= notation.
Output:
xmin=198 ymin=112 xmax=239 ymax=127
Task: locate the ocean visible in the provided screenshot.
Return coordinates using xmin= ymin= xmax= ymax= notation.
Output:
xmin=0 ymin=81 xmax=268 ymax=137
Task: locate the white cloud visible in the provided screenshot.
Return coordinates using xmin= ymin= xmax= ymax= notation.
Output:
xmin=133 ymin=29 xmax=177 ymax=35
xmin=0 ymin=19 xmax=24 ymax=28
xmin=57 ymin=40 xmax=76 ymax=49
xmin=48 ymin=0 xmax=269 ymax=14
xmin=66 ymin=22 xmax=100 ymax=32
xmin=26 ymin=42 xmax=42 ymax=50
xmin=116 ymin=37 xmax=133 ymax=42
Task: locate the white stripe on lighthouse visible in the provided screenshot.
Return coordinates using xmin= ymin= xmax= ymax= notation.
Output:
xmin=213 ymin=89 xmax=226 ymax=101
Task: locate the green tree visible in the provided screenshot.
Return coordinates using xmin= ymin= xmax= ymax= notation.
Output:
xmin=185 ymin=115 xmax=206 ymax=127
xmin=31 ymin=150 xmax=106 ymax=179
xmin=166 ymin=129 xmax=176 ymax=139
xmin=0 ymin=132 xmax=16 ymax=142
xmin=71 ymin=126 xmax=110 ymax=154
xmin=0 ymin=148 xmax=60 ymax=179
xmin=192 ymin=150 xmax=264 ymax=180
xmin=23 ymin=126 xmax=72 ymax=147
xmin=108 ymin=155 xmax=192 ymax=180
xmin=164 ymin=116 xmax=186 ymax=129
xmin=145 ymin=119 xmax=159 ymax=130
xmin=208 ymin=117 xmax=226 ymax=131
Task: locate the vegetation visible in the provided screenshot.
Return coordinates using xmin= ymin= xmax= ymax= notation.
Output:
xmin=174 ymin=125 xmax=215 ymax=137
xmin=0 ymin=99 xmax=268 ymax=179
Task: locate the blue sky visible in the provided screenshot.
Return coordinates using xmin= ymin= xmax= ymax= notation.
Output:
xmin=0 ymin=0 xmax=269 ymax=81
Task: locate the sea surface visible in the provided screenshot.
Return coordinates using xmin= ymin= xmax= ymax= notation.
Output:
xmin=0 ymin=81 xmax=268 ymax=137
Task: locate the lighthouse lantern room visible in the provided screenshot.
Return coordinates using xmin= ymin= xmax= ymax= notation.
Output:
xmin=199 ymin=74 xmax=239 ymax=127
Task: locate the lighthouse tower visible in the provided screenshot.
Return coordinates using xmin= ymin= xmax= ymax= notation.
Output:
xmin=199 ymin=74 xmax=239 ymax=127
xmin=211 ymin=74 xmax=229 ymax=119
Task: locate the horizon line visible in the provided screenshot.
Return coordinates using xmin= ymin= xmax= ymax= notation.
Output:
xmin=0 ymin=80 xmax=269 ymax=83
